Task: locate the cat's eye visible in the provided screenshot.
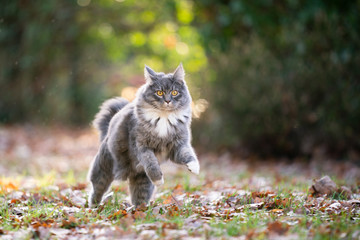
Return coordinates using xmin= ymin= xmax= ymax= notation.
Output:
xmin=156 ymin=90 xmax=164 ymax=96
xmin=171 ymin=90 xmax=178 ymax=96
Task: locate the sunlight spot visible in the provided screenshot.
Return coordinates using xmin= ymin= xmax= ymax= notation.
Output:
xmin=98 ymin=23 xmax=113 ymax=38
xmin=121 ymin=87 xmax=138 ymax=101
xmin=164 ymin=35 xmax=177 ymax=49
xmin=191 ymin=99 xmax=208 ymax=118
xmin=77 ymin=0 xmax=91 ymax=7
xmin=177 ymin=1 xmax=194 ymax=24
xmin=165 ymin=22 xmax=178 ymax=32
xmin=176 ymin=42 xmax=189 ymax=55
xmin=130 ymin=32 xmax=147 ymax=47
xmin=141 ymin=11 xmax=155 ymax=24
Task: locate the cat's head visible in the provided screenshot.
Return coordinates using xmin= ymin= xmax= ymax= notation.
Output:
xmin=140 ymin=63 xmax=191 ymax=111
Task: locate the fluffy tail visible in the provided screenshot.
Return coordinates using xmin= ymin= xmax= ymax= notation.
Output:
xmin=93 ymin=97 xmax=129 ymax=141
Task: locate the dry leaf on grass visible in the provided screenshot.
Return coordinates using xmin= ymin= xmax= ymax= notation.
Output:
xmin=309 ymin=175 xmax=352 ymax=199
xmin=267 ymin=221 xmax=289 ymax=235
xmin=309 ymin=176 xmax=337 ymax=196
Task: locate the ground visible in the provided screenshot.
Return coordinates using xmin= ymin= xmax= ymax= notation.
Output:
xmin=0 ymin=125 xmax=359 ymax=239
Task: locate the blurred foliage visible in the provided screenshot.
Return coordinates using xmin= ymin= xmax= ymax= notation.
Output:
xmin=0 ymin=0 xmax=207 ymax=124
xmin=192 ymin=0 xmax=360 ymax=157
xmin=1 ymin=0 xmax=359 ymax=157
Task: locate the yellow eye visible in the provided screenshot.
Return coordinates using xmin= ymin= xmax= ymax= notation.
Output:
xmin=156 ymin=91 xmax=164 ymax=96
xmin=171 ymin=90 xmax=178 ymax=96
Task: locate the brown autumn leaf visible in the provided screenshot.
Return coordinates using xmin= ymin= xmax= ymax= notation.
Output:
xmin=59 ymin=195 xmax=76 ymax=207
xmin=133 ymin=211 xmax=146 ymax=220
xmin=72 ymin=183 xmax=87 ymax=190
xmin=251 ymin=191 xmax=275 ymax=199
xmin=31 ymin=221 xmax=45 ymax=230
xmin=172 ymin=183 xmax=184 ymax=195
xmin=10 ymin=199 xmax=21 ymax=204
xmin=162 ymin=195 xmax=173 ymax=205
xmin=269 ymin=209 xmax=284 ymax=214
xmin=60 ymin=216 xmax=78 ymax=229
xmin=135 ymin=202 xmax=148 ymax=212
xmin=267 ymin=221 xmax=289 ymax=235
xmin=309 ymin=176 xmax=352 ymax=199
xmin=108 ymin=209 xmax=127 ymax=220
xmin=309 ymin=175 xmax=337 ymax=197
xmin=0 ymin=180 xmax=19 ymax=192
xmin=161 ymin=222 xmax=178 ymax=229
xmin=166 ymin=204 xmax=180 ymax=218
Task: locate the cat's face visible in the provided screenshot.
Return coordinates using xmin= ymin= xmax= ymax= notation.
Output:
xmin=141 ymin=64 xmax=191 ymax=111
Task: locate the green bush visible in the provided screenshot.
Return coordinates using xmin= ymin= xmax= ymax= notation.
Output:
xmin=192 ymin=0 xmax=360 ymax=157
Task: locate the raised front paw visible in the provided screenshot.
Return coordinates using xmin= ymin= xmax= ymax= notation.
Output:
xmin=152 ymin=176 xmax=164 ymax=186
xmin=186 ymin=159 xmax=200 ymax=175
xmin=145 ymin=163 xmax=164 ymax=186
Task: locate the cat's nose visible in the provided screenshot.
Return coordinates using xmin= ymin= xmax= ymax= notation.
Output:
xmin=165 ymin=100 xmax=171 ymax=104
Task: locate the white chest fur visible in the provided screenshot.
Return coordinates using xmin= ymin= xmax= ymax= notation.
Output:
xmin=142 ymin=107 xmax=188 ymax=137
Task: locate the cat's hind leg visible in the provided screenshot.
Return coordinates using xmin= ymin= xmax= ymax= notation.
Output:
xmin=89 ymin=142 xmax=114 ymax=207
xmin=129 ymin=172 xmax=155 ymax=207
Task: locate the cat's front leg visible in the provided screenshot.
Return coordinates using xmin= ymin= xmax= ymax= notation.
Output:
xmin=136 ymin=147 xmax=164 ymax=186
xmin=171 ymin=144 xmax=200 ymax=175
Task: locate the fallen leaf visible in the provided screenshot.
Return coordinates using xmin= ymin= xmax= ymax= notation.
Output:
xmin=348 ymin=199 xmax=360 ymax=206
xmin=72 ymin=183 xmax=87 ymax=190
xmin=60 ymin=216 xmax=78 ymax=229
xmin=267 ymin=221 xmax=289 ymax=235
xmin=133 ymin=211 xmax=146 ymax=220
xmin=309 ymin=175 xmax=337 ymax=197
xmin=10 ymin=199 xmax=21 ymax=204
xmin=12 ymin=207 xmax=25 ymax=215
xmin=162 ymin=222 xmax=178 ymax=229
xmin=270 ymin=209 xmax=284 ymax=213
xmin=248 ymin=202 xmax=264 ymax=209
xmin=136 ymin=202 xmax=148 ymax=211
xmin=108 ymin=209 xmax=127 ymax=220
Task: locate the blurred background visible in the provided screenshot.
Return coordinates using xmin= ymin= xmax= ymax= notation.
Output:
xmin=1 ymin=0 xmax=359 ymax=163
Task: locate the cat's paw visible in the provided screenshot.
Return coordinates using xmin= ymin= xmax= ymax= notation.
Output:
xmin=153 ymin=176 xmax=164 ymax=186
xmin=145 ymin=163 xmax=164 ymax=186
xmin=89 ymin=193 xmax=100 ymax=208
xmin=187 ymin=160 xmax=200 ymax=175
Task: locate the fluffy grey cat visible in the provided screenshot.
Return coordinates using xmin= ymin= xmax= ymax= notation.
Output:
xmin=88 ymin=64 xmax=200 ymax=207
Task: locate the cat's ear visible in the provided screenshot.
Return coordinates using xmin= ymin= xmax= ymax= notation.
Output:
xmin=173 ymin=63 xmax=185 ymax=83
xmin=144 ymin=65 xmax=157 ymax=83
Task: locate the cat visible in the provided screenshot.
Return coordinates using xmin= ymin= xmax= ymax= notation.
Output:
xmin=88 ymin=63 xmax=200 ymax=207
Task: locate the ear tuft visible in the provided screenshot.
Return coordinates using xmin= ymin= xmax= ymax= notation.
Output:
xmin=144 ymin=65 xmax=157 ymax=83
xmin=173 ymin=63 xmax=185 ymax=82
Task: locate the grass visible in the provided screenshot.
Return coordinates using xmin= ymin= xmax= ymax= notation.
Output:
xmin=0 ymin=126 xmax=359 ymax=239
xmin=1 ymin=165 xmax=359 ymax=240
